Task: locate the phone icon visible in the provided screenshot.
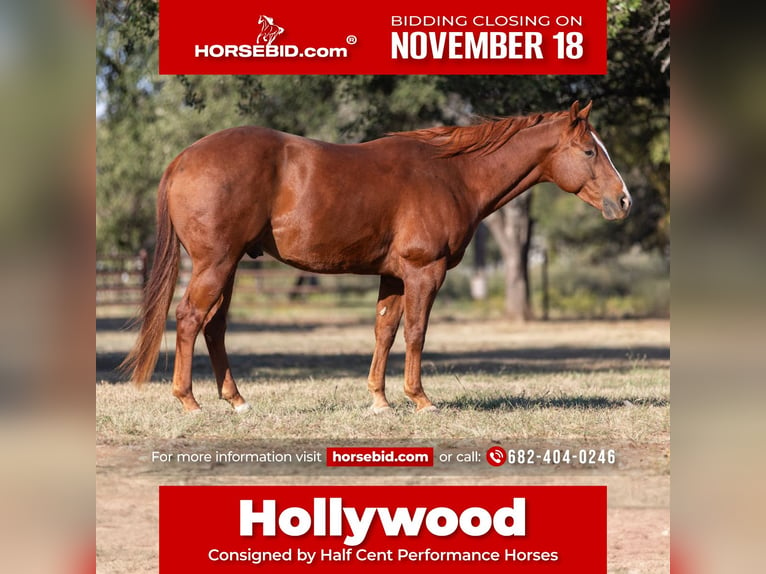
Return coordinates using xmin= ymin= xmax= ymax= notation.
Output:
xmin=486 ymin=446 xmax=506 ymax=467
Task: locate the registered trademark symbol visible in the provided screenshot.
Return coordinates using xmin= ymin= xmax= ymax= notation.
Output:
xmin=346 ymin=35 xmax=357 ymax=45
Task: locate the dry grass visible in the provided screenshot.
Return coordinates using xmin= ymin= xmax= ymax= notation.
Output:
xmin=97 ymin=312 xmax=669 ymax=449
xmin=96 ymin=370 xmax=668 ymax=443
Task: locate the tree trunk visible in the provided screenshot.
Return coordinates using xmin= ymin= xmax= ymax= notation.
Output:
xmin=485 ymin=193 xmax=533 ymax=322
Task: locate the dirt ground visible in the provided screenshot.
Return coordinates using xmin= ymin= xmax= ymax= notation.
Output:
xmin=96 ymin=317 xmax=669 ymax=573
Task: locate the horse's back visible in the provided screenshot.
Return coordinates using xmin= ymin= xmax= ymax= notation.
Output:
xmin=181 ymin=125 xmax=287 ymax=165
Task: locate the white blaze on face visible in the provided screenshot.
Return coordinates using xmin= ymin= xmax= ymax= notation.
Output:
xmin=590 ymin=130 xmax=632 ymax=204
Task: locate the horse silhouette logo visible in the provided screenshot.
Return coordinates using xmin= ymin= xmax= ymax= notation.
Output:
xmin=257 ymin=15 xmax=285 ymax=46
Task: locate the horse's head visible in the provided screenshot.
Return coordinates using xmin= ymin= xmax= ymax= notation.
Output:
xmin=544 ymin=101 xmax=632 ymax=220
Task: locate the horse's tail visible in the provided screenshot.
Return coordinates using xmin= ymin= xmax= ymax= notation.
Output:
xmin=120 ymin=162 xmax=180 ymax=386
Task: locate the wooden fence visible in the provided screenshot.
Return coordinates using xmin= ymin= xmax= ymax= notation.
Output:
xmin=96 ymin=252 xmax=378 ymax=307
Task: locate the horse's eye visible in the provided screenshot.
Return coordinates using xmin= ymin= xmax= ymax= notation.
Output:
xmin=584 ymin=149 xmax=595 ymax=158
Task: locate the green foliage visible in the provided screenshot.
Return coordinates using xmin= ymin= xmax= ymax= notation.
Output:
xmin=333 ymin=76 xmax=447 ymax=140
xmin=607 ymin=0 xmax=642 ymax=38
xmin=540 ymin=247 xmax=670 ymax=319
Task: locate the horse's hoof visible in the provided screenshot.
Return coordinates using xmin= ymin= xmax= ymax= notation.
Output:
xmin=234 ymin=402 xmax=252 ymax=414
xmin=416 ymin=405 xmax=439 ymax=414
xmin=369 ymin=405 xmax=394 ymax=415
xmin=186 ymin=408 xmax=203 ymax=415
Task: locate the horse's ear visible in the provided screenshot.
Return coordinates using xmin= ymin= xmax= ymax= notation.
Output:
xmin=568 ymin=101 xmax=581 ymax=125
xmin=569 ymin=100 xmax=593 ymax=129
xmin=579 ymin=100 xmax=593 ymax=121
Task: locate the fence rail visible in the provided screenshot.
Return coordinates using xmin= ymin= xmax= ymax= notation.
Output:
xmin=96 ymin=252 xmax=378 ymax=307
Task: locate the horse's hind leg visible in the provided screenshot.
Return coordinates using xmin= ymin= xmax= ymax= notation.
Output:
xmin=203 ymin=272 xmax=251 ymax=413
xmin=172 ymin=259 xmax=238 ymax=411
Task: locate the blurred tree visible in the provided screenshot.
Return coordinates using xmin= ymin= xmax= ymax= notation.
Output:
xmin=485 ymin=194 xmax=533 ymax=320
xmin=97 ymin=0 xmax=160 ymax=253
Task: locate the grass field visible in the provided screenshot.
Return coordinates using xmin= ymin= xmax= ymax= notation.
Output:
xmin=96 ymin=304 xmax=670 ymax=572
xmin=97 ymin=308 xmax=668 ymax=443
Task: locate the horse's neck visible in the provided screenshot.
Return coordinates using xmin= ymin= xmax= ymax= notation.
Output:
xmin=458 ymin=119 xmax=560 ymax=218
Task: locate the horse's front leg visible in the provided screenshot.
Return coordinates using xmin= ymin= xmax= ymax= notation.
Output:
xmin=367 ymin=276 xmax=404 ymax=413
xmin=401 ymin=260 xmax=447 ymax=412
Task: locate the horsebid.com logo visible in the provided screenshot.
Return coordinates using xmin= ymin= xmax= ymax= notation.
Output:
xmin=194 ymin=13 xmax=353 ymax=59
xmin=256 ymin=15 xmax=284 ymax=46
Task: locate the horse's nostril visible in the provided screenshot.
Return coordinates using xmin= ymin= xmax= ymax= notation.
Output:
xmin=620 ymin=195 xmax=632 ymax=211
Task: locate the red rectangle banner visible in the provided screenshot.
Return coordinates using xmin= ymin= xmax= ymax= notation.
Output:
xmin=326 ymin=447 xmax=433 ymax=467
xmin=159 ymin=0 xmax=607 ymax=75
xmin=159 ymin=485 xmax=606 ymax=572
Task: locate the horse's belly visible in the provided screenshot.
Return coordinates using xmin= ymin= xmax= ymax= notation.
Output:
xmin=265 ymin=229 xmax=390 ymax=275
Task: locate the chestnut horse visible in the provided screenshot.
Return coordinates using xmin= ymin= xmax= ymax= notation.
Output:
xmin=122 ymin=101 xmax=631 ymax=413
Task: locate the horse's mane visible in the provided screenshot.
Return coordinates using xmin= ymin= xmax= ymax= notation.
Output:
xmin=389 ymin=111 xmax=566 ymax=158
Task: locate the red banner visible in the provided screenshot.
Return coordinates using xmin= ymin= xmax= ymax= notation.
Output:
xmin=159 ymin=485 xmax=606 ymax=572
xmin=159 ymin=0 xmax=607 ymax=75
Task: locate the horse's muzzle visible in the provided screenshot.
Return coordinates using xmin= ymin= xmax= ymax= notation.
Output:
xmin=602 ymin=192 xmax=632 ymax=220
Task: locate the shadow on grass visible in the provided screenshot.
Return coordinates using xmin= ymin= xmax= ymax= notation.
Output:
xmin=98 ymin=344 xmax=669 ymax=384
xmin=441 ymin=394 xmax=669 ymax=411
xmin=96 ymin=317 xmax=335 ymax=334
